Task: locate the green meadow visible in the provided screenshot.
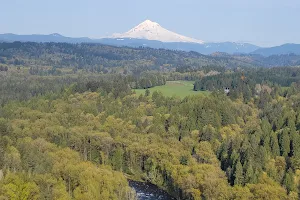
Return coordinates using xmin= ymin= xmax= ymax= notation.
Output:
xmin=134 ymin=81 xmax=209 ymax=98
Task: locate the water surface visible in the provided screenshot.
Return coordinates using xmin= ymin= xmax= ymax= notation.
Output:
xmin=128 ymin=180 xmax=176 ymax=200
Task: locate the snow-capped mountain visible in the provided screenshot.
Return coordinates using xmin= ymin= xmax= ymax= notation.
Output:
xmin=112 ymin=20 xmax=204 ymax=44
xmin=2 ymin=19 xmax=300 ymax=55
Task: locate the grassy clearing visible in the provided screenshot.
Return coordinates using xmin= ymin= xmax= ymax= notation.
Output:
xmin=281 ymin=87 xmax=290 ymax=91
xmin=134 ymin=81 xmax=209 ymax=98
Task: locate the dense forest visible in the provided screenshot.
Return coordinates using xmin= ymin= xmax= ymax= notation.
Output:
xmin=0 ymin=42 xmax=236 ymax=73
xmin=194 ymin=67 xmax=300 ymax=102
xmin=1 ymin=42 xmax=300 ymax=74
xmin=1 ymin=41 xmax=300 ymax=199
xmin=212 ymin=53 xmax=300 ymax=68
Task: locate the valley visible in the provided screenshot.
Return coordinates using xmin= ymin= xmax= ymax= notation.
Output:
xmin=1 ymin=41 xmax=300 ymax=199
xmin=1 ymin=3 xmax=300 ymax=198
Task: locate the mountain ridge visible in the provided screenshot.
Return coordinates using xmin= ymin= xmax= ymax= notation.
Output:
xmin=1 ymin=23 xmax=300 ymax=56
xmin=0 ymin=33 xmax=260 ymax=54
xmin=252 ymin=43 xmax=300 ymax=56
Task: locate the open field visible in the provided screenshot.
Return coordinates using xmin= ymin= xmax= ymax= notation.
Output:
xmin=134 ymin=81 xmax=210 ymax=98
xmin=282 ymin=87 xmax=290 ymax=91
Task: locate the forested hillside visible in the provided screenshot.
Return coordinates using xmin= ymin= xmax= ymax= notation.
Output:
xmin=1 ymin=68 xmax=300 ymax=199
xmin=228 ymin=53 xmax=300 ymax=67
xmin=0 ymin=42 xmax=238 ymax=73
xmin=1 ymin=42 xmax=300 ymax=199
xmin=1 ymin=42 xmax=300 ymax=74
xmin=194 ymin=67 xmax=300 ymax=102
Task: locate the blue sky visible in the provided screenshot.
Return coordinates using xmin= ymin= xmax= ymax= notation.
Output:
xmin=1 ymin=0 xmax=299 ymax=46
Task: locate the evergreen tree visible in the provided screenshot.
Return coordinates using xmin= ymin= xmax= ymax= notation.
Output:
xmin=283 ymin=168 xmax=295 ymax=194
xmin=145 ymin=88 xmax=150 ymax=97
xmin=270 ymin=132 xmax=280 ymax=157
xmin=111 ymin=147 xmax=124 ymax=171
xmin=245 ymin=163 xmax=254 ymax=184
xmin=291 ymin=133 xmax=300 ymax=158
xmin=279 ymin=129 xmax=290 ymax=157
xmin=234 ymin=161 xmax=244 ymax=186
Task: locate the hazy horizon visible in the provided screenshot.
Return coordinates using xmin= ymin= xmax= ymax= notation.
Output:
xmin=1 ymin=0 xmax=300 ymax=47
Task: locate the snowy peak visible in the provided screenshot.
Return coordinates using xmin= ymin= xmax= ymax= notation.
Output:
xmin=50 ymin=33 xmax=63 ymax=37
xmin=112 ymin=20 xmax=204 ymax=44
xmin=135 ymin=19 xmax=161 ymax=29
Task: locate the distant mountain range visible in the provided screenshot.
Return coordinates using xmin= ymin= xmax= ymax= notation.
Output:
xmin=0 ymin=33 xmax=261 ymax=55
xmin=1 ymin=20 xmax=300 ymax=56
xmin=94 ymin=38 xmax=259 ymax=55
xmin=252 ymin=44 xmax=300 ymax=56
xmin=0 ymin=33 xmax=91 ymax=43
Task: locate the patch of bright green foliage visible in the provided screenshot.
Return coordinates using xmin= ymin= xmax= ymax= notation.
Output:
xmin=282 ymin=87 xmax=290 ymax=91
xmin=134 ymin=81 xmax=209 ymax=98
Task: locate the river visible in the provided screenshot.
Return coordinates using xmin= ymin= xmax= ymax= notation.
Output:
xmin=128 ymin=180 xmax=177 ymax=200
